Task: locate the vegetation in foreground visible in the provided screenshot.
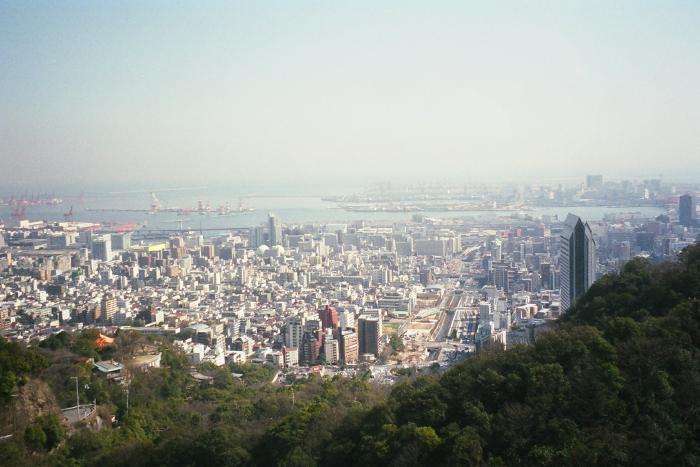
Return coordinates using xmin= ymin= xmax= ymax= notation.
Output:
xmin=1 ymin=245 xmax=699 ymax=466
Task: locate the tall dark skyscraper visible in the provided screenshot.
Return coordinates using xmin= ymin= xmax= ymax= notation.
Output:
xmin=559 ymin=214 xmax=596 ymax=312
xmin=679 ymin=194 xmax=695 ymax=227
xmin=358 ymin=316 xmax=382 ymax=357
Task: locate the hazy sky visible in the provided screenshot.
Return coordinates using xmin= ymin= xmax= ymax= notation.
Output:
xmin=1 ymin=0 xmax=699 ymax=186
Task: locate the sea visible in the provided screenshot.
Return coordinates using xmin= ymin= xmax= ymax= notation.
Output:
xmin=0 ymin=183 xmax=668 ymax=234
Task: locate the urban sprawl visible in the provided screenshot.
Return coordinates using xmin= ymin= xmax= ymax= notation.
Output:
xmin=1 ymin=177 xmax=698 ymax=393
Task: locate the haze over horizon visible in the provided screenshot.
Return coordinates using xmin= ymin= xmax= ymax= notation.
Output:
xmin=2 ymin=1 xmax=699 ymax=186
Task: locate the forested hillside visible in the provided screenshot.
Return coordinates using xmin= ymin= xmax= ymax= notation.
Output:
xmin=1 ymin=245 xmax=699 ymax=467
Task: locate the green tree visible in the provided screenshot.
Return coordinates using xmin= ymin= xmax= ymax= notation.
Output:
xmin=24 ymin=424 xmax=47 ymax=451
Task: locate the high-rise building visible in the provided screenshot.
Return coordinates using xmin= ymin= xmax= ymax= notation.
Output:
xmin=323 ymin=329 xmax=339 ymax=364
xmin=284 ymin=316 xmax=305 ymax=348
xmin=559 ymin=214 xmax=596 ymax=312
xmin=338 ymin=310 xmax=355 ymax=330
xmin=100 ymin=295 xmax=117 ymax=324
xmin=490 ymin=239 xmax=502 ymax=261
xmin=319 ymin=305 xmax=339 ymax=330
xmin=268 ymin=213 xmax=282 ymax=246
xmin=586 ymin=175 xmax=603 ymax=189
xmin=415 ymin=239 xmax=447 ymax=256
xmin=419 ymin=268 xmax=434 ymax=286
xmin=91 ymin=236 xmax=112 ymax=261
xmin=249 ymin=226 xmax=265 ymax=248
xmin=679 ymin=194 xmax=695 ymax=227
xmin=110 ymin=232 xmax=131 ymax=250
xmin=492 ymin=265 xmax=509 ymax=291
xmin=200 ymin=244 xmax=215 ymax=259
xmin=358 ymin=315 xmax=382 ymax=357
xmin=339 ymin=329 xmax=359 ymax=364
xmin=301 ymin=330 xmax=321 ymax=364
xmin=540 ymin=262 xmax=552 ymax=289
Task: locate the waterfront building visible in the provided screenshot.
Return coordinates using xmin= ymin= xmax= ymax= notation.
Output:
xmin=91 ymin=236 xmax=112 ymax=262
xmin=110 ymin=232 xmax=131 ymax=250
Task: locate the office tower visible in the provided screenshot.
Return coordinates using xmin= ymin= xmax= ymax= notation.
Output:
xmin=91 ymin=236 xmax=112 ymax=261
xmin=540 ymin=262 xmax=552 ymax=289
xmin=478 ymin=302 xmax=492 ymax=323
xmin=339 ymin=329 xmax=359 ymax=364
xmin=284 ymin=316 xmax=305 ymax=348
xmin=586 ymin=175 xmax=603 ymax=189
xmin=200 ymin=244 xmax=215 ymax=259
xmin=679 ymin=194 xmax=695 ymax=227
xmin=110 ymin=232 xmax=131 ymax=250
xmin=301 ymin=330 xmax=321 ymax=364
xmin=227 ymin=317 xmax=241 ymax=338
xmin=358 ymin=315 xmax=382 ymax=357
xmin=319 ymin=305 xmax=339 ymax=330
xmin=493 ymin=265 xmax=509 ymax=291
xmin=395 ymin=239 xmax=413 ymax=256
xmin=419 ymin=268 xmax=433 ymax=286
xmin=80 ymin=230 xmax=94 ymax=247
xmin=249 ymin=226 xmax=265 ymax=248
xmin=559 ymin=214 xmax=596 ymax=312
xmin=414 ymin=239 xmax=447 ymax=256
xmin=268 ymin=213 xmax=282 ymax=246
xmin=170 ymin=237 xmax=186 ymax=259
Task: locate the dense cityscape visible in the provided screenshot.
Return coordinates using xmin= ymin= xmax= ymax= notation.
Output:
xmin=2 ymin=177 xmax=697 ymax=389
xmin=2 ymin=1 xmax=700 ymax=464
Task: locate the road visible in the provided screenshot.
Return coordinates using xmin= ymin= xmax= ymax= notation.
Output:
xmin=61 ymin=404 xmax=96 ymax=424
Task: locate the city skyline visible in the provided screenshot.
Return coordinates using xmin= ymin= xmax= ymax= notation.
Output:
xmin=3 ymin=2 xmax=700 ymax=465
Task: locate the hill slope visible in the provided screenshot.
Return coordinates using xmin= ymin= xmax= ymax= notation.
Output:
xmin=311 ymin=247 xmax=700 ymax=466
xmin=1 ymin=245 xmax=698 ymax=467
